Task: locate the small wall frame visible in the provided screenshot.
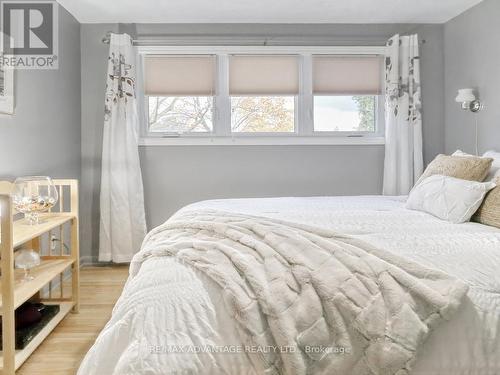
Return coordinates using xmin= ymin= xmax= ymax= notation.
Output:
xmin=0 ymin=57 xmax=14 ymax=115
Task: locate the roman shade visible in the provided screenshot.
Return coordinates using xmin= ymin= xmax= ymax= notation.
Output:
xmin=313 ymin=55 xmax=382 ymax=95
xmin=144 ymin=55 xmax=215 ymax=96
xmin=229 ymin=55 xmax=299 ymax=95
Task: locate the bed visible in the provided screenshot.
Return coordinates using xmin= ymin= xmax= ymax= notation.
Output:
xmin=77 ymin=195 xmax=500 ymax=375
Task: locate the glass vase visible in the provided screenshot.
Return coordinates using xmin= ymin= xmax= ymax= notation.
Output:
xmin=11 ymin=176 xmax=59 ymax=225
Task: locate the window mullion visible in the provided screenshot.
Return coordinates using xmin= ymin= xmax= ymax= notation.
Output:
xmin=376 ymin=94 xmax=385 ymax=137
xmin=215 ymin=54 xmax=231 ymax=136
xmin=299 ymin=54 xmax=313 ymax=136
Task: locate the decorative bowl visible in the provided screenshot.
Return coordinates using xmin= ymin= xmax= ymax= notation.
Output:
xmin=11 ymin=176 xmax=58 ymax=225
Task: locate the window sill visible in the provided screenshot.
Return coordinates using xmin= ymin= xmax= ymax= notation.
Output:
xmin=139 ymin=136 xmax=385 ymax=146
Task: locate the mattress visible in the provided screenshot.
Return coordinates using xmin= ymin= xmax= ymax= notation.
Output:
xmin=78 ymin=196 xmax=500 ymax=375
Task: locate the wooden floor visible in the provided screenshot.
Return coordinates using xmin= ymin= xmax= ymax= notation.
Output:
xmin=17 ymin=266 xmax=129 ymax=375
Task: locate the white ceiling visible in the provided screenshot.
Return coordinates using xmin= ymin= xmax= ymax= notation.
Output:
xmin=57 ymin=0 xmax=484 ymax=24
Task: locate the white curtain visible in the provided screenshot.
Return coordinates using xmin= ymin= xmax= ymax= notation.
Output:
xmin=383 ymin=34 xmax=423 ymax=196
xmin=99 ymin=33 xmax=147 ymax=263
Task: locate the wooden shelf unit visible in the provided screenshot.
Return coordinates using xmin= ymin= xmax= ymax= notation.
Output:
xmin=0 ymin=180 xmax=80 ymax=374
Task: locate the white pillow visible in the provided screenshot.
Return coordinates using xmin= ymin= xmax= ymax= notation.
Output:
xmin=483 ymin=150 xmax=500 ymax=180
xmin=452 ymin=149 xmax=475 ymax=157
xmin=406 ymin=175 xmax=496 ymax=223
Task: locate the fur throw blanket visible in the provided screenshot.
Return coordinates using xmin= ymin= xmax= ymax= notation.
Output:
xmin=130 ymin=210 xmax=469 ymax=375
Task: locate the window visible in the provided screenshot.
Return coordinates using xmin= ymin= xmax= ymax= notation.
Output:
xmin=314 ymin=96 xmax=376 ymax=132
xmin=144 ymin=55 xmax=215 ymax=133
xmin=148 ymin=96 xmax=213 ymax=133
xmin=312 ymin=55 xmax=382 ymax=133
xmin=141 ymin=47 xmax=385 ymax=144
xmin=229 ymin=55 xmax=298 ymax=133
xmin=231 ymin=96 xmax=295 ymax=133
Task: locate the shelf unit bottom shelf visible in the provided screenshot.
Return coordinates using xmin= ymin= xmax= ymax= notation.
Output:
xmin=0 ymin=301 xmax=75 ymax=371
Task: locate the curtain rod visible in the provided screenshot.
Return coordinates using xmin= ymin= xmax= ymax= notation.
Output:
xmin=101 ymin=32 xmax=426 ymax=46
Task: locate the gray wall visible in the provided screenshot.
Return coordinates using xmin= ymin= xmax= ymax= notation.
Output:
xmin=80 ymin=23 xmax=445 ymax=263
xmin=444 ymin=0 xmax=500 ymax=154
xmin=140 ymin=145 xmax=385 ymax=226
xmin=0 ymin=7 xmax=81 ymax=180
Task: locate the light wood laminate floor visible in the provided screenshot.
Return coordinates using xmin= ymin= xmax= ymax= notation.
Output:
xmin=17 ymin=266 xmax=129 ymax=375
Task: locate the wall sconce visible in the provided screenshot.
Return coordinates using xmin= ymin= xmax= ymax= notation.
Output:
xmin=455 ymin=88 xmax=484 ymax=155
xmin=455 ymin=88 xmax=484 ymax=112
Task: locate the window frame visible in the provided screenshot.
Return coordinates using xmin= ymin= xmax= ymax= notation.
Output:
xmin=138 ymin=46 xmax=387 ymax=146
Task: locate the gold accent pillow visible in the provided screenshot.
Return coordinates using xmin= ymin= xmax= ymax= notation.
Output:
xmin=415 ymin=154 xmax=493 ymax=187
xmin=473 ymin=177 xmax=500 ymax=228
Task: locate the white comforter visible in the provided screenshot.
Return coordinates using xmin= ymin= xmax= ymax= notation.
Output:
xmin=78 ymin=196 xmax=500 ymax=375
